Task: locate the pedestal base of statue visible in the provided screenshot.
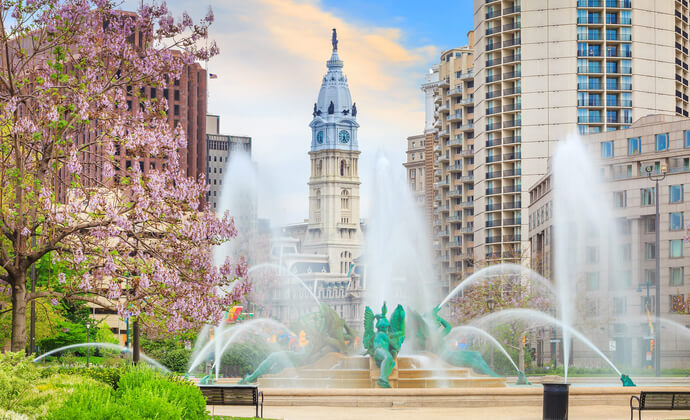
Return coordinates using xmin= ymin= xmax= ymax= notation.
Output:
xmin=254 ymin=352 xmax=506 ymax=388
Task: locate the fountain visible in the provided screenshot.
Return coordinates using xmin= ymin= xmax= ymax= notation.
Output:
xmin=33 ymin=343 xmax=169 ymax=372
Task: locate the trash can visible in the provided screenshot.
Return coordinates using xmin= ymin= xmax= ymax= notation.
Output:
xmin=543 ymin=383 xmax=569 ymax=420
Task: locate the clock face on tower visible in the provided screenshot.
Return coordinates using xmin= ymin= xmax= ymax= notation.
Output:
xmin=317 ymin=131 xmax=324 ymax=144
xmin=339 ymin=130 xmax=350 ymax=144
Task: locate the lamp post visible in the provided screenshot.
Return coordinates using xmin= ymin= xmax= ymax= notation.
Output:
xmin=86 ymin=322 xmax=90 ymax=368
xmin=487 ymin=297 xmax=496 ymax=370
xmin=647 ymin=164 xmax=666 ymax=377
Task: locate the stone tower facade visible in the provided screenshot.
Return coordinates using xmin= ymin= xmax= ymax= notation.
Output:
xmin=303 ymin=29 xmax=362 ymax=275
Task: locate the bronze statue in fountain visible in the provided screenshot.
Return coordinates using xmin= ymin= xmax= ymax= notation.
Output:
xmin=362 ymin=302 xmax=406 ymax=388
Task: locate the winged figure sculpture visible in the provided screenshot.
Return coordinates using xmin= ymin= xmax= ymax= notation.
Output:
xmin=363 ymin=302 xmax=405 ymax=388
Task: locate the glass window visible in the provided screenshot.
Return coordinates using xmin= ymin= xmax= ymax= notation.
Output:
xmin=670 ymin=267 xmax=685 ymax=286
xmin=586 ymin=247 xmax=599 ymax=264
xmin=628 ymin=137 xmax=640 ymax=155
xmin=621 ymin=76 xmax=632 ymax=90
xmin=670 ymin=212 xmax=684 ymax=231
xmin=641 ymin=187 xmax=655 ymax=206
xmin=621 ymin=11 xmax=631 ymax=25
xmin=644 ymin=269 xmax=656 ymax=286
xmin=645 ymin=243 xmax=655 ymax=260
xmin=587 ymin=272 xmax=600 ymax=290
xmin=685 ymin=130 xmax=690 ymax=148
xmin=622 ymin=92 xmax=632 ymax=107
xmin=601 ymin=141 xmax=614 ymax=158
xmin=670 ymin=239 xmax=684 ymax=258
xmin=656 ymin=133 xmax=669 ymax=151
xmin=645 ymin=216 xmax=656 ymax=233
xmin=613 ymin=190 xmax=626 ymax=208
xmin=613 ymin=297 xmax=626 ymax=314
xmin=670 ymin=185 xmax=684 ymax=203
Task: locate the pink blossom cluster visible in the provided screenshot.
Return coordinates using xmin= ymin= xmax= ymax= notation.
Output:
xmin=0 ymin=0 xmax=249 ymax=339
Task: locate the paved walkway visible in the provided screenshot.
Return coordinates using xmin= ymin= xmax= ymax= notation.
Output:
xmin=209 ymin=404 xmax=690 ymax=419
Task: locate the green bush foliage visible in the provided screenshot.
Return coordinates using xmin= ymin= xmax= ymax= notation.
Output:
xmin=141 ymin=338 xmax=192 ymax=373
xmin=0 ymin=352 xmax=41 ymax=412
xmin=40 ymin=366 xmax=125 ymax=389
xmin=48 ymin=365 xmax=208 ymax=420
xmin=220 ymin=341 xmax=272 ymax=377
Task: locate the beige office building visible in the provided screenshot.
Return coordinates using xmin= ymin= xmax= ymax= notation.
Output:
xmin=404 ymin=134 xmax=428 ymax=207
xmin=473 ymin=0 xmax=685 ymax=265
xmin=529 ymin=115 xmax=690 ymax=369
xmin=427 ymin=33 xmax=477 ymax=295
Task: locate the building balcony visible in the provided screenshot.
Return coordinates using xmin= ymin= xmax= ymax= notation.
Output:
xmin=503 ymin=86 xmax=521 ymax=96
xmin=449 ymin=188 xmax=463 ymax=198
xmin=504 ymin=235 xmax=522 ymax=242
xmin=449 ymin=87 xmax=464 ymax=96
xmin=503 ymin=136 xmax=521 ymax=144
xmin=503 ymin=218 xmax=521 ymax=226
xmin=486 ymin=58 xmax=502 ymax=68
xmin=449 ymin=112 xmax=464 ymax=122
xmin=503 ymin=119 xmax=521 ymax=128
xmin=459 ymin=97 xmax=474 ymax=105
xmin=486 ymin=154 xmax=502 ymax=163
xmin=438 ymin=104 xmax=450 ymax=113
xmin=486 ymin=73 xmax=502 ymax=83
xmin=439 ymin=77 xmax=450 ymax=87
xmin=503 ymin=103 xmax=521 ymax=112
xmin=460 ymin=122 xmax=474 ymax=131
xmin=460 ymin=175 xmax=474 ymax=182
xmin=439 ymin=229 xmax=450 ymax=237
xmin=487 ymin=170 xmax=502 ymax=179
xmin=503 ymin=38 xmax=521 ymax=47
xmin=503 ymin=54 xmax=521 ymax=64
xmin=486 ymin=123 xmax=502 ymax=132
xmin=486 ymin=90 xmax=502 ymax=99
xmin=486 ymin=203 xmax=502 ymax=211
xmin=459 ymin=226 xmax=474 ymax=234
xmin=448 ymin=215 xmax=462 ymax=223
xmin=439 ymin=129 xmax=450 ymax=137
xmin=487 ymin=236 xmax=502 ymax=244
xmin=503 ymin=22 xmax=520 ymax=32
xmin=503 ymin=201 xmax=521 ymax=209
xmin=460 ymin=201 xmax=474 ymax=209
xmin=503 ymin=71 xmax=521 ymax=80
xmin=451 ymin=135 xmax=463 ymax=145
xmin=486 ymin=188 xmax=501 ymax=195
xmin=486 ymin=9 xmax=501 ymax=19
xmin=503 ymin=168 xmax=521 ymax=177
xmin=449 ymin=163 xmax=463 ymax=172
xmin=503 ymin=5 xmax=521 ymax=15
xmin=486 ymin=220 xmax=502 ymax=228
xmin=461 ymin=70 xmax=475 ymax=80
xmin=487 ymin=138 xmax=502 ymax=147
xmin=503 ymin=152 xmax=522 ymax=160
xmin=503 ymin=185 xmax=520 ymax=193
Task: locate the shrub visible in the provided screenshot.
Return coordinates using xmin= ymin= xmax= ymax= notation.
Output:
xmin=48 ymin=366 xmax=208 ymax=420
xmin=41 ymin=366 xmax=124 ymax=389
xmin=141 ymin=338 xmax=192 ymax=373
xmin=220 ymin=341 xmax=272 ymax=377
xmin=0 ymin=352 xmax=41 ymax=412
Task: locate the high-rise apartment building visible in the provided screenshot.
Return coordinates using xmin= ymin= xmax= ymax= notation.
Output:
xmin=473 ymin=0 xmax=681 ymax=265
xmin=404 ymin=134 xmax=427 ymax=206
xmin=205 ymin=114 xmax=252 ymax=210
xmin=429 ymin=33 xmax=477 ymax=295
xmin=528 ymin=115 xmax=690 ymax=369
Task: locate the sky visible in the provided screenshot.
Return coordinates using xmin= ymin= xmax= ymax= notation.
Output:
xmin=132 ymin=0 xmax=475 ymax=226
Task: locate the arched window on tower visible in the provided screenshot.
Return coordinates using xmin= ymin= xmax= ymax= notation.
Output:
xmin=315 ymin=189 xmax=321 ymax=210
xmin=340 ymin=251 xmax=352 ymax=274
xmin=341 ymin=189 xmax=349 ymax=209
xmin=316 ymin=160 xmax=322 ymax=176
xmin=340 ymin=159 xmax=351 ymax=176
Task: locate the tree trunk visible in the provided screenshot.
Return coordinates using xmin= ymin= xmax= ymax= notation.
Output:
xmin=132 ymin=318 xmax=140 ymax=365
xmin=11 ymin=274 xmax=28 ymax=352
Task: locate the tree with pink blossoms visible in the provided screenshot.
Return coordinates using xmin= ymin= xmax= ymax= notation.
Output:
xmin=449 ymin=276 xmax=552 ymax=372
xmin=0 ymin=0 xmax=249 ymax=353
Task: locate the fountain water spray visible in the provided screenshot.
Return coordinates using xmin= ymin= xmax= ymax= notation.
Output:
xmin=33 ymin=343 xmax=169 ymax=372
xmin=439 ymin=263 xmax=556 ymax=308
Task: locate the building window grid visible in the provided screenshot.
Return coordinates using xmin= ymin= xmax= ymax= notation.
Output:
xmin=576 ymin=1 xmax=632 ymax=132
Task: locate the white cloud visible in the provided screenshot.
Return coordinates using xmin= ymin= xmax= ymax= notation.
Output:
xmin=155 ymin=0 xmax=437 ymax=225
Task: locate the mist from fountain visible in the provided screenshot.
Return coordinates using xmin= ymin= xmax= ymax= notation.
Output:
xmin=248 ymin=263 xmax=321 ymax=307
xmin=187 ymin=318 xmax=294 ymax=378
xmin=552 ymin=133 xmax=618 ymax=382
xmin=439 ymin=263 xmax=556 ymax=308
xmin=446 ymin=325 xmax=520 ymax=374
xmin=213 ymin=151 xmax=258 ymax=270
xmin=363 ymin=154 xmax=437 ymax=314
xmin=472 ymin=309 xmax=623 ymax=377
xmin=33 ymin=343 xmax=169 ymax=372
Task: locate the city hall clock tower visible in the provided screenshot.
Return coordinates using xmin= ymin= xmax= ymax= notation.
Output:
xmin=303 ymin=29 xmax=362 ymax=273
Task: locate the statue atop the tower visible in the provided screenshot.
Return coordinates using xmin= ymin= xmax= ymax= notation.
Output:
xmin=332 ymin=28 xmax=338 ymax=51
